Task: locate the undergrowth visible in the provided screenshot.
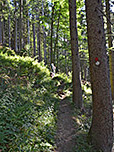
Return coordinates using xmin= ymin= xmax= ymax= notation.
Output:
xmin=0 ymin=47 xmax=97 ymax=152
xmin=72 ymin=81 xmax=97 ymax=152
xmin=0 ymin=47 xmax=71 ymax=152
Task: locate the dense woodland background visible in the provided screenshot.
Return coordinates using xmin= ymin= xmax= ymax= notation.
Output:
xmin=0 ymin=0 xmax=114 ymax=76
xmin=0 ymin=0 xmax=114 ymax=151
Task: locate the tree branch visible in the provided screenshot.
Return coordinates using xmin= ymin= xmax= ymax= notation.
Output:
xmin=96 ymin=7 xmax=113 ymax=26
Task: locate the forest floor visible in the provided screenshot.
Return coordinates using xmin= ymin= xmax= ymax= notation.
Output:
xmin=55 ymin=97 xmax=114 ymax=152
xmin=55 ymin=96 xmax=77 ymax=152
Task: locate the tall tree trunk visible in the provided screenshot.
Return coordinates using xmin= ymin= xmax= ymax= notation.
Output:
xmin=2 ymin=1 xmax=5 ymax=45
xmin=14 ymin=0 xmax=17 ymax=52
xmin=56 ymin=49 xmax=59 ymax=72
xmin=50 ymin=5 xmax=54 ymax=64
xmin=36 ymin=14 xmax=41 ymax=62
xmin=27 ymin=9 xmax=30 ymax=46
xmin=106 ymin=0 xmax=112 ymax=48
xmin=0 ymin=17 xmax=2 ymax=44
xmin=106 ymin=0 xmax=114 ymax=100
xmin=47 ymin=30 xmax=51 ymax=64
xmin=32 ymin=14 xmax=36 ymax=57
xmin=42 ymin=0 xmax=47 ymax=65
xmin=112 ymin=51 xmax=114 ymax=99
xmin=54 ymin=6 xmax=61 ymax=67
xmin=43 ymin=30 xmax=46 ymax=64
xmin=0 ymin=1 xmax=1 ymax=45
xmin=2 ymin=18 xmax=5 ymax=45
xmin=37 ymin=24 xmax=41 ymax=61
xmin=8 ymin=15 xmax=11 ymax=48
xmin=85 ymin=0 xmax=113 ymax=151
xmin=19 ymin=0 xmax=23 ymax=51
xmin=69 ymin=0 xmax=83 ymax=108
xmin=64 ymin=35 xmax=67 ymax=75
xmin=65 ymin=49 xmax=67 ymax=75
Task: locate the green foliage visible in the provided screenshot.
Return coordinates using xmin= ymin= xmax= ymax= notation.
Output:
xmin=0 ymin=47 xmax=96 ymax=151
xmin=82 ymin=81 xmax=92 ymax=109
xmin=71 ymin=80 xmax=97 ymax=152
xmin=0 ymin=47 xmax=15 ymax=56
xmin=1 ymin=0 xmax=89 ymax=75
xmin=0 ymin=47 xmax=66 ymax=151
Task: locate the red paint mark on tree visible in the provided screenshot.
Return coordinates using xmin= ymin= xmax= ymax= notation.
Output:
xmin=95 ymin=57 xmax=98 ymax=61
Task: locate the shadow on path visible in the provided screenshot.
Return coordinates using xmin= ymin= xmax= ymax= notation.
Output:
xmin=55 ymin=97 xmax=77 ymax=152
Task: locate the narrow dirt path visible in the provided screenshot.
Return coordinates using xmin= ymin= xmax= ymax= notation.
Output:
xmin=55 ymin=97 xmax=77 ymax=152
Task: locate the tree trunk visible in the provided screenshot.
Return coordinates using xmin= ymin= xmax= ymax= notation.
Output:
xmin=39 ymin=24 xmax=41 ymax=61
xmin=54 ymin=6 xmax=61 ymax=66
xmin=64 ymin=35 xmax=68 ymax=75
xmin=106 ymin=0 xmax=112 ymax=48
xmin=36 ymin=15 xmax=41 ymax=62
xmin=8 ymin=15 xmax=11 ymax=48
xmin=2 ymin=2 xmax=5 ymax=45
xmin=69 ymin=0 xmax=83 ymax=108
xmin=19 ymin=0 xmax=23 ymax=51
xmin=43 ymin=30 xmax=46 ymax=64
xmin=85 ymin=0 xmax=113 ymax=151
xmin=14 ymin=0 xmax=17 ymax=52
xmin=0 ymin=17 xmax=2 ymax=44
xmin=2 ymin=18 xmax=5 ymax=45
xmin=37 ymin=24 xmax=41 ymax=61
xmin=42 ymin=0 xmax=47 ymax=65
xmin=65 ymin=49 xmax=68 ymax=75
xmin=32 ymin=14 xmax=36 ymax=57
xmin=106 ymin=0 xmax=114 ymax=100
xmin=0 ymin=1 xmax=1 ymax=45
xmin=50 ymin=5 xmax=54 ymax=64
xmin=27 ymin=11 xmax=30 ymax=46
xmin=25 ymin=0 xmax=30 ymax=46
xmin=112 ymin=51 xmax=114 ymax=100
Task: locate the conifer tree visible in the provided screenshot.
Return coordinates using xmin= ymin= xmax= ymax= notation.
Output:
xmin=86 ymin=0 xmax=113 ymax=151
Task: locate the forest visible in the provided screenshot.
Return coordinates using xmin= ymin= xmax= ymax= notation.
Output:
xmin=0 ymin=0 xmax=114 ymax=151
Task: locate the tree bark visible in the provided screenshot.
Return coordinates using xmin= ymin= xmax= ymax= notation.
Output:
xmin=2 ymin=17 xmax=5 ymax=45
xmin=85 ymin=0 xmax=113 ymax=151
xmin=1 ymin=2 xmax=5 ymax=46
xmin=36 ymin=15 xmax=41 ymax=62
xmin=19 ymin=0 xmax=23 ymax=51
xmin=1 ymin=1 xmax=5 ymax=45
xmin=42 ymin=0 xmax=47 ymax=65
xmin=0 ymin=16 xmax=2 ymax=44
xmin=50 ymin=5 xmax=54 ymax=64
xmin=69 ymin=0 xmax=83 ymax=108
xmin=106 ymin=0 xmax=114 ymax=100
xmin=8 ymin=15 xmax=11 ymax=48
xmin=65 ymin=49 xmax=67 ymax=75
xmin=32 ymin=14 xmax=36 ymax=57
xmin=54 ymin=6 xmax=61 ymax=67
xmin=27 ymin=11 xmax=30 ymax=46
xmin=106 ymin=0 xmax=112 ymax=48
xmin=14 ymin=0 xmax=17 ymax=52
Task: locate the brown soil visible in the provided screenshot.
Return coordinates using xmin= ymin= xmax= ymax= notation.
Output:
xmin=55 ymin=97 xmax=77 ymax=152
